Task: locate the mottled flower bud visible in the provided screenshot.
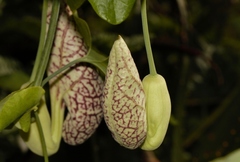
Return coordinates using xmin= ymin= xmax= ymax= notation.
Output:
xmin=141 ymin=74 xmax=171 ymax=150
xmin=47 ymin=3 xmax=103 ymax=145
xmin=102 ymin=36 xmax=147 ymax=149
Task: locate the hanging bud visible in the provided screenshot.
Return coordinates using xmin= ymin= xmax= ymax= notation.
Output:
xmin=141 ymin=74 xmax=171 ymax=150
xmin=19 ymin=98 xmax=62 ymax=156
xmin=47 ymin=2 xmax=103 ymax=145
xmin=102 ymin=36 xmax=147 ymax=149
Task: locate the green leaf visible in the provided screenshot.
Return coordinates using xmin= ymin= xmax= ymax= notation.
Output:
xmin=88 ymin=0 xmax=136 ymax=25
xmin=0 ymin=86 xmax=45 ymax=132
xmin=84 ymin=48 xmax=108 ymax=75
xmin=73 ymin=12 xmax=92 ymax=48
xmin=65 ymin=0 xmax=85 ymax=11
xmin=19 ymin=111 xmax=31 ymax=132
xmin=18 ymin=104 xmax=38 ymax=132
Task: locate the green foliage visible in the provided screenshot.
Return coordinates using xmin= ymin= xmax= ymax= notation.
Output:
xmin=73 ymin=13 xmax=92 ymax=48
xmin=0 ymin=86 xmax=44 ymax=132
xmin=88 ymin=0 xmax=136 ymax=24
xmin=19 ymin=110 xmax=32 ymax=132
xmin=84 ymin=48 xmax=108 ymax=75
xmin=65 ymin=0 xmax=85 ymax=11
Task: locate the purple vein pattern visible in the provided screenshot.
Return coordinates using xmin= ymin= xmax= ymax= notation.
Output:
xmin=102 ymin=37 xmax=147 ymax=149
xmin=47 ymin=3 xmax=103 ymax=145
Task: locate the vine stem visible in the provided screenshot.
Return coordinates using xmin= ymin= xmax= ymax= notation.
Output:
xmin=34 ymin=111 xmax=49 ymax=162
xmin=41 ymin=49 xmax=108 ymax=86
xmin=28 ymin=0 xmax=60 ymax=161
xmin=32 ymin=0 xmax=60 ymax=86
xmin=141 ymin=0 xmax=157 ymax=75
xmin=30 ymin=0 xmax=48 ymax=83
xmin=41 ymin=58 xmax=82 ymax=86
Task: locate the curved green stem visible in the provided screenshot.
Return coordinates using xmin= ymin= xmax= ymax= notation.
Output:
xmin=30 ymin=0 xmax=48 ymax=83
xmin=33 ymin=0 xmax=60 ymax=86
xmin=141 ymin=0 xmax=157 ymax=75
xmin=41 ymin=49 xmax=108 ymax=86
xmin=34 ymin=111 xmax=49 ymax=162
xmin=41 ymin=57 xmax=106 ymax=86
xmin=41 ymin=58 xmax=81 ymax=86
xmin=28 ymin=0 xmax=60 ymax=161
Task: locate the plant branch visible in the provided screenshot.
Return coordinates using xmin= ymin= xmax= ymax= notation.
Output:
xmin=34 ymin=110 xmax=49 ymax=162
xmin=141 ymin=0 xmax=157 ymax=75
xmin=33 ymin=0 xmax=60 ymax=86
xmin=30 ymin=0 xmax=61 ymax=161
xmin=30 ymin=0 xmax=48 ymax=83
xmin=41 ymin=49 xmax=108 ymax=86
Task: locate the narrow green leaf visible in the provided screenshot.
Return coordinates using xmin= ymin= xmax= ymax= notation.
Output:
xmin=18 ymin=104 xmax=37 ymax=132
xmin=0 ymin=86 xmax=45 ymax=132
xmin=84 ymin=48 xmax=108 ymax=75
xmin=73 ymin=12 xmax=92 ymax=48
xmin=88 ymin=0 xmax=136 ymax=24
xmin=65 ymin=0 xmax=85 ymax=11
xmin=19 ymin=111 xmax=31 ymax=132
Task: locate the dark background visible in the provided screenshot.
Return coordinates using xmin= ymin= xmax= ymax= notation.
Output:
xmin=1 ymin=0 xmax=240 ymax=161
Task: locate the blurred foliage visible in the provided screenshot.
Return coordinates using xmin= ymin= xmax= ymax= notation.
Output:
xmin=1 ymin=0 xmax=240 ymax=162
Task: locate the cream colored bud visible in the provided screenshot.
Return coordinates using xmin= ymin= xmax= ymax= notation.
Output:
xmin=141 ymin=74 xmax=171 ymax=150
xmin=102 ymin=36 xmax=147 ymax=149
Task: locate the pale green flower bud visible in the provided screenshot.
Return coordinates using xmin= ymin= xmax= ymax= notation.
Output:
xmin=20 ymin=98 xmax=62 ymax=156
xmin=141 ymin=74 xmax=171 ymax=150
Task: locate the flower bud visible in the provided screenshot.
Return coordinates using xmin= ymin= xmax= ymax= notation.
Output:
xmin=141 ymin=74 xmax=171 ymax=150
xmin=20 ymin=98 xmax=62 ymax=156
xmin=102 ymin=36 xmax=147 ymax=149
xmin=47 ymin=3 xmax=103 ymax=145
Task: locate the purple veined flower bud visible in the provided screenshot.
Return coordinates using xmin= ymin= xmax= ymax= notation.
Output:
xmin=47 ymin=2 xmax=104 ymax=145
xmin=102 ymin=36 xmax=147 ymax=149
